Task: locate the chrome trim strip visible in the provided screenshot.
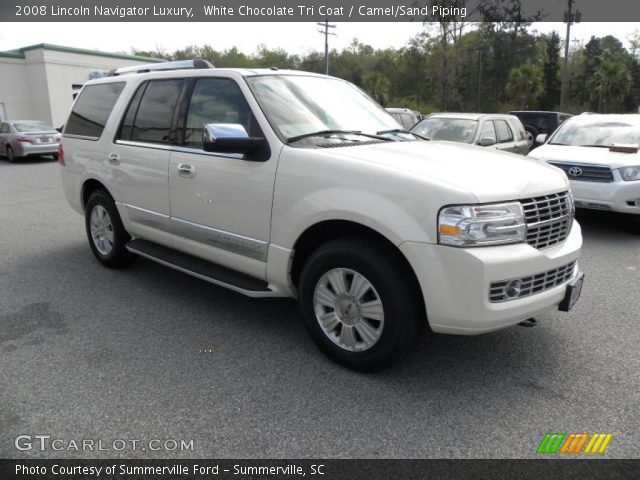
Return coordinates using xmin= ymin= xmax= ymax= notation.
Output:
xmin=171 ymin=145 xmax=243 ymax=159
xmin=115 ymin=140 xmax=173 ymax=151
xmin=120 ymin=203 xmax=171 ymax=231
xmin=170 ymin=217 xmax=268 ymax=262
xmin=119 ymin=204 xmax=268 ymax=261
xmin=114 ymin=140 xmax=243 ymax=159
xmin=126 ymin=246 xmax=275 ymax=298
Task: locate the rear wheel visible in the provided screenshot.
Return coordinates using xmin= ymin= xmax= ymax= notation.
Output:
xmin=6 ymin=146 xmax=18 ymax=163
xmin=85 ymin=190 xmax=137 ymax=268
xmin=524 ymin=126 xmax=539 ymax=148
xmin=298 ymin=238 xmax=424 ymax=372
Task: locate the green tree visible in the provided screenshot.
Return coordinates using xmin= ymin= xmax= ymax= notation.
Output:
xmin=540 ymin=32 xmax=561 ymax=109
xmin=587 ymin=60 xmax=632 ymax=112
xmin=505 ymin=63 xmax=543 ymax=108
xmin=363 ymin=71 xmax=391 ymax=106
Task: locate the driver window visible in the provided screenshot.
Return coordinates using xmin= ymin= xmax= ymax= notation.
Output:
xmin=184 ymin=78 xmax=254 ymax=149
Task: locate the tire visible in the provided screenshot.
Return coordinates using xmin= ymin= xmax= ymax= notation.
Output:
xmin=85 ymin=189 xmax=137 ymax=268
xmin=298 ymin=238 xmax=424 ymax=372
xmin=6 ymin=146 xmax=18 ymax=163
xmin=524 ymin=126 xmax=539 ymax=149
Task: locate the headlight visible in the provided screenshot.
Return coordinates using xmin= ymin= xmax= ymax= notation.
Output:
xmin=619 ymin=166 xmax=640 ymax=181
xmin=438 ymin=202 xmax=526 ymax=247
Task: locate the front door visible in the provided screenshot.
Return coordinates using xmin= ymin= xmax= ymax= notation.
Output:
xmin=168 ymin=77 xmax=278 ymax=279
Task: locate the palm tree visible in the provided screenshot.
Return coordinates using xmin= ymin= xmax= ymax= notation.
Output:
xmin=505 ymin=63 xmax=543 ymax=109
xmin=587 ymin=60 xmax=632 ymax=112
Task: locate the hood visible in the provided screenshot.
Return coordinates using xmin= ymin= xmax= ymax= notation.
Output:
xmin=529 ymin=144 xmax=640 ymax=169
xmin=317 ymin=140 xmax=569 ymax=203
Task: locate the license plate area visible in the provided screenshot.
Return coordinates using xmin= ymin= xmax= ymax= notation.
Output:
xmin=558 ymin=272 xmax=584 ymax=312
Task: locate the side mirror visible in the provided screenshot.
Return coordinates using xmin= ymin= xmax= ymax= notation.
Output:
xmin=479 ymin=136 xmax=497 ymax=147
xmin=536 ymin=133 xmax=548 ymax=144
xmin=203 ymin=123 xmax=265 ymax=155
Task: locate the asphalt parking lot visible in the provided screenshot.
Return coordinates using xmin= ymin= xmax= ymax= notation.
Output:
xmin=1 ymin=158 xmax=639 ymax=459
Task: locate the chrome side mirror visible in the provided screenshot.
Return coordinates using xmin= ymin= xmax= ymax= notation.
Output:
xmin=202 ymin=123 xmax=265 ymax=156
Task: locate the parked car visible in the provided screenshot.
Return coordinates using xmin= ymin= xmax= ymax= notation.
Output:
xmin=528 ymin=114 xmax=640 ymax=215
xmin=411 ymin=113 xmax=530 ymax=155
xmin=0 ymin=120 xmax=60 ymax=162
xmin=59 ymin=60 xmax=583 ymax=371
xmin=386 ymin=107 xmax=422 ymax=129
xmin=509 ymin=110 xmax=573 ymax=149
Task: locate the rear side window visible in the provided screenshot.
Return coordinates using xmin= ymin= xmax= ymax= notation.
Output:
xmin=479 ymin=121 xmax=496 ymax=140
xmin=65 ymin=82 xmax=125 ymax=139
xmin=130 ymin=79 xmax=184 ymax=144
xmin=495 ymin=120 xmax=513 ymax=143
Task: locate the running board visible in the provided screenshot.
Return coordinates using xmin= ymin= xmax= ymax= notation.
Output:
xmin=126 ymin=239 xmax=273 ymax=297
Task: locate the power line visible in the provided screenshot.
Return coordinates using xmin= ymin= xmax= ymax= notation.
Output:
xmin=560 ymin=0 xmax=581 ymax=108
xmin=317 ymin=20 xmax=336 ymax=75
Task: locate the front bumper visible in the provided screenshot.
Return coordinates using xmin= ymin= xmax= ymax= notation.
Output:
xmin=570 ymin=177 xmax=640 ymax=214
xmin=400 ymin=221 xmax=582 ymax=334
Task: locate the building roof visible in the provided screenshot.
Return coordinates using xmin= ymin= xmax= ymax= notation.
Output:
xmin=0 ymin=43 xmax=164 ymax=62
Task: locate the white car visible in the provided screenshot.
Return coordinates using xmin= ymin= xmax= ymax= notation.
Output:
xmin=59 ymin=60 xmax=583 ymax=371
xmin=529 ymin=114 xmax=640 ymax=214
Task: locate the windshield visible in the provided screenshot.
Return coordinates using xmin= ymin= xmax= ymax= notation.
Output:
xmin=550 ymin=119 xmax=640 ymax=146
xmin=13 ymin=121 xmax=54 ymax=132
xmin=246 ymin=75 xmax=403 ymax=142
xmin=411 ymin=118 xmax=477 ymax=143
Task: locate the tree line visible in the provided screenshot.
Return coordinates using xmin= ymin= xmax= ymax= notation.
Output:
xmin=133 ymin=24 xmax=640 ymax=115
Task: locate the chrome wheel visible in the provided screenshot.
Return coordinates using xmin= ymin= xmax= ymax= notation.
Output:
xmin=525 ymin=130 xmax=534 ymax=148
xmin=313 ymin=268 xmax=384 ymax=352
xmin=89 ymin=205 xmax=114 ymax=255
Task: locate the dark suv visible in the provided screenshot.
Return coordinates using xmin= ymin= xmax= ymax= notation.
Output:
xmin=509 ymin=111 xmax=572 ymax=149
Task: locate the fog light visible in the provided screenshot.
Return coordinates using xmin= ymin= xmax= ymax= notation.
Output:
xmin=506 ymin=280 xmax=522 ymax=298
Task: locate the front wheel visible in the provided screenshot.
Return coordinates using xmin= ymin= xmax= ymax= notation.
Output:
xmin=85 ymin=190 xmax=137 ymax=268
xmin=298 ymin=238 xmax=424 ymax=372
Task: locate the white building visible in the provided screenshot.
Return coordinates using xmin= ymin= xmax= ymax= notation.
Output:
xmin=0 ymin=43 xmax=162 ymax=127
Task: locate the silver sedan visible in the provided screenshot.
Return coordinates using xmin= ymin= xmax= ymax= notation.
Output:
xmin=0 ymin=120 xmax=60 ymax=162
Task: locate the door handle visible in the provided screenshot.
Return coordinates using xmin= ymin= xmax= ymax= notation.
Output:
xmin=107 ymin=152 xmax=120 ymax=164
xmin=177 ymin=163 xmax=195 ymax=177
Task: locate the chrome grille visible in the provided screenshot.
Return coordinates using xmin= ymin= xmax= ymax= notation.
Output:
xmin=548 ymin=162 xmax=614 ymax=183
xmin=489 ymin=261 xmax=577 ymax=302
xmin=521 ymin=191 xmax=573 ymax=249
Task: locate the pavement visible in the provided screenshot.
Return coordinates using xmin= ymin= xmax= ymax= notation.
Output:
xmin=1 ymin=158 xmax=639 ymax=459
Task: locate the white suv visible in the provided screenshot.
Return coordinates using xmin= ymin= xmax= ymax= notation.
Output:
xmin=60 ymin=60 xmax=584 ymax=371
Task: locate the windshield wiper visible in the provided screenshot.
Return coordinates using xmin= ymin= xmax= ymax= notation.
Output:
xmin=579 ymin=144 xmax=609 ymax=148
xmin=286 ymin=130 xmax=392 ymax=144
xmin=377 ymin=128 xmax=430 ymax=140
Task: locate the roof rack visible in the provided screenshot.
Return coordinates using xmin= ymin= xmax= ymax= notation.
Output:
xmin=108 ymin=58 xmax=214 ymax=77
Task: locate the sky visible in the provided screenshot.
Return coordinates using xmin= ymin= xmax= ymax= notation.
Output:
xmin=0 ymin=22 xmax=638 ymax=57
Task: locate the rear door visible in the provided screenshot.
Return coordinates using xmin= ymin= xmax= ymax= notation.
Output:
xmin=110 ymin=78 xmax=186 ymax=246
xmin=0 ymin=122 xmax=9 ymax=151
xmin=494 ymin=119 xmax=518 ymax=153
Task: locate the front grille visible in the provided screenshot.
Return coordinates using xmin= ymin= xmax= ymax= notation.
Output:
xmin=548 ymin=162 xmax=614 ymax=183
xmin=489 ymin=261 xmax=577 ymax=302
xmin=520 ymin=191 xmax=573 ymax=249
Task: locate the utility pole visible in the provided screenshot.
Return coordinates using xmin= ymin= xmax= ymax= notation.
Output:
xmin=317 ymin=20 xmax=336 ymax=75
xmin=560 ymin=0 xmax=581 ymax=109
